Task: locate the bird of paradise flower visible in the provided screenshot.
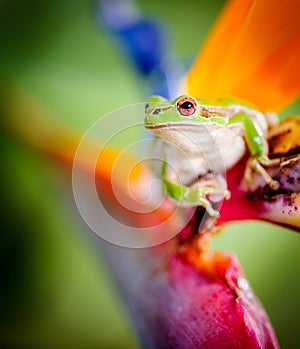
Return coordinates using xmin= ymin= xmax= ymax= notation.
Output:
xmin=2 ymin=0 xmax=300 ymax=348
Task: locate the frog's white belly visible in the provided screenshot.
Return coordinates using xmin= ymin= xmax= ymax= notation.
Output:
xmin=150 ymin=123 xmax=246 ymax=185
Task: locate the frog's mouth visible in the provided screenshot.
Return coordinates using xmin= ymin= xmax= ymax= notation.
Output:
xmin=145 ymin=122 xmax=201 ymax=129
xmin=145 ymin=122 xmax=213 ymax=145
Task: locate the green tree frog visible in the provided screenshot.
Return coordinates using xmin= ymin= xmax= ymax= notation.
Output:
xmin=144 ymin=95 xmax=279 ymax=217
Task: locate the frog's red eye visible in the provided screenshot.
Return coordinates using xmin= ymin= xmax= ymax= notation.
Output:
xmin=177 ymin=97 xmax=197 ymax=116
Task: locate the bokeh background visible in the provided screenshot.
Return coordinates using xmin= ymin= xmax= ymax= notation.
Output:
xmin=0 ymin=0 xmax=299 ymax=348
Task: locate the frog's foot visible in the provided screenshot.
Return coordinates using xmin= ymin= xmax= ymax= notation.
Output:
xmin=182 ymin=185 xmax=231 ymax=217
xmin=163 ymin=178 xmax=228 ymax=217
xmin=196 ymin=195 xmax=220 ymax=218
xmin=200 ymin=187 xmax=231 ymax=201
xmin=181 ymin=188 xmax=220 ymax=217
xmin=258 ymin=155 xmax=281 ymax=167
xmin=246 ymin=157 xmax=279 ymax=190
xmin=196 ymin=176 xmax=231 ymax=200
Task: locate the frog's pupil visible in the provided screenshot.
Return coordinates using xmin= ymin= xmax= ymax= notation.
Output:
xmin=181 ymin=101 xmax=193 ymax=109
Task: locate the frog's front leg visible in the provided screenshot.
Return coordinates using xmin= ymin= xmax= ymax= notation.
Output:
xmin=229 ymin=113 xmax=279 ymax=189
xmin=161 ymin=162 xmax=229 ymax=217
xmin=163 ymin=178 xmax=218 ymax=217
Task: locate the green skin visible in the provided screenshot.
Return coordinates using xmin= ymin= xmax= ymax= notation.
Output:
xmin=144 ymin=95 xmax=278 ymax=217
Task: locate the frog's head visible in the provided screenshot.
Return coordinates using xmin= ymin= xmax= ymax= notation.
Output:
xmin=144 ymin=95 xmax=202 ymax=128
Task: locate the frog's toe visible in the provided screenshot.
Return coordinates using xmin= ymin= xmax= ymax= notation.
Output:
xmin=224 ymin=190 xmax=231 ymax=200
xmin=269 ymin=179 xmax=279 ymax=190
xmin=209 ymin=209 xmax=221 ymax=218
xmin=249 ymin=158 xmax=278 ymax=189
xmin=198 ymin=196 xmax=220 ymax=217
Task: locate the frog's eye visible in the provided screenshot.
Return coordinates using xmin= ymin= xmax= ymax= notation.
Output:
xmin=177 ymin=97 xmax=197 ymax=116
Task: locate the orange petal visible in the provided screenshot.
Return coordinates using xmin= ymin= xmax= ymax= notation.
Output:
xmin=186 ymin=0 xmax=300 ymax=111
xmin=3 ymin=83 xmax=176 ymax=230
xmin=3 ymin=82 xmax=143 ymax=188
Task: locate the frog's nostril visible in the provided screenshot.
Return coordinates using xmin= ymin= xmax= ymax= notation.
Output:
xmin=152 ymin=108 xmax=161 ymax=115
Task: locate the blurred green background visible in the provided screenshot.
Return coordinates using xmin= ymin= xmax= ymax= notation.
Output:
xmin=0 ymin=0 xmax=299 ymax=348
